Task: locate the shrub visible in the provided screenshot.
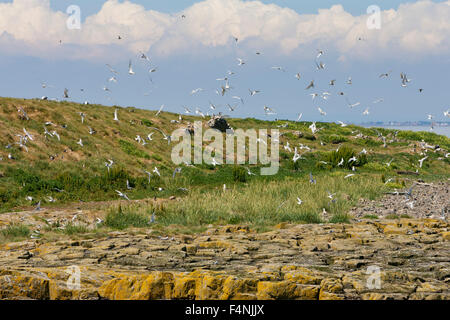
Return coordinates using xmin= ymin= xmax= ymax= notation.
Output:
xmin=322 ymin=134 xmax=348 ymax=144
xmin=323 ymin=146 xmax=367 ymax=169
xmin=303 ymin=133 xmax=316 ymax=141
xmin=288 ymin=159 xmax=301 ymax=171
xmin=232 ymin=166 xmax=247 ymax=183
xmin=141 ymin=119 xmax=153 ymax=127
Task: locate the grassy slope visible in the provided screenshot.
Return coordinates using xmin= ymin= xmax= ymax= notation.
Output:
xmin=0 ymin=97 xmax=449 ymax=221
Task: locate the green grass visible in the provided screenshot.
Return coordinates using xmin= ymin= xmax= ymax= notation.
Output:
xmin=62 ymin=223 xmax=90 ymax=235
xmin=329 ymin=213 xmax=351 ymax=223
xmin=0 ymin=224 xmax=30 ymax=242
xmin=143 ymin=173 xmax=387 ymax=227
xmin=119 ymin=139 xmax=150 ymax=159
xmin=363 ymin=214 xmax=379 ymax=220
xmin=105 ymin=204 xmax=153 ymax=230
xmin=385 ymin=214 xmax=411 ymax=219
xmin=386 ymin=214 xmax=400 ymax=219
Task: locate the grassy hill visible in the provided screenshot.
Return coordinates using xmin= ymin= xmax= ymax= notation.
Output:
xmin=0 ymin=97 xmax=449 ymax=226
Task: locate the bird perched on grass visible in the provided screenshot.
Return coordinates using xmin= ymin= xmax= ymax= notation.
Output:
xmin=34 ymin=201 xmax=41 ymax=212
xmin=172 ymin=167 xmax=182 ymax=178
xmin=309 ymin=172 xmax=316 ymax=184
xmin=126 ymin=180 xmax=133 ymax=190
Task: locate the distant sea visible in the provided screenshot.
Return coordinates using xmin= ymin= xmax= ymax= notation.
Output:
xmin=361 ymin=125 xmax=450 ymax=138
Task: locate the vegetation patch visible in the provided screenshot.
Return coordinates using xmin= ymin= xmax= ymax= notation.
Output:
xmin=0 ymin=224 xmax=30 ymax=242
xmin=105 ymin=204 xmax=152 ymax=230
xmin=119 ymin=139 xmax=150 ymax=159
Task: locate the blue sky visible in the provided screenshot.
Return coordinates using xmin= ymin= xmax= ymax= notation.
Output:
xmin=45 ymin=0 xmax=448 ymax=16
xmin=0 ymin=0 xmax=449 ymax=123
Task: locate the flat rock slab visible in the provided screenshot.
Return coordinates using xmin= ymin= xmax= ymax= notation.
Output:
xmin=0 ymin=218 xmax=449 ymax=300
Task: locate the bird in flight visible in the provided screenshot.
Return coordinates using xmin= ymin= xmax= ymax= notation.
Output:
xmin=128 ymin=60 xmax=135 ymax=75
xmin=418 ymin=156 xmax=428 ymax=168
xmin=346 ymin=98 xmax=361 ymax=108
xmin=309 ymin=122 xmax=318 ymax=134
xmin=373 ymin=98 xmax=384 ymax=104
xmin=155 ymin=105 xmax=164 ymax=116
xmin=116 ymin=190 xmax=130 ymax=201
xmin=316 ymin=50 xmax=324 ymax=59
xmin=232 ymin=96 xmax=244 ymax=104
xmin=263 ymin=105 xmax=276 ymax=115
xmin=401 ymin=72 xmax=412 ymax=87
xmin=149 ymin=127 xmax=171 ymax=144
xmin=305 ymin=80 xmax=314 ymax=90
xmin=315 ymin=61 xmax=325 ymax=70
xmin=379 ymin=70 xmax=392 ymax=78
xmin=227 ymin=104 xmax=236 ymax=112
xmin=271 ymin=66 xmax=285 ymax=72
xmin=106 ymin=64 xmax=118 ymax=74
xmin=139 ymin=51 xmax=151 ymax=62
xmin=190 ymin=88 xmax=203 ymax=95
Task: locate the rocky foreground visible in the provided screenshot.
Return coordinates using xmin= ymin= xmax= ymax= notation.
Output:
xmin=0 ymin=215 xmax=449 ymax=300
xmin=0 ymin=181 xmax=449 ymax=300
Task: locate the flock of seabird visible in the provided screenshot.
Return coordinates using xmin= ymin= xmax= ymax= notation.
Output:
xmin=2 ymin=17 xmax=449 ymax=224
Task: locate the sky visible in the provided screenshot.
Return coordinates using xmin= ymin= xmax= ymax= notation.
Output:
xmin=0 ymin=0 xmax=449 ymax=124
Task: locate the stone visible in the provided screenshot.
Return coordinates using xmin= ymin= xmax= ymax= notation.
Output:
xmin=207 ymin=116 xmax=231 ymax=133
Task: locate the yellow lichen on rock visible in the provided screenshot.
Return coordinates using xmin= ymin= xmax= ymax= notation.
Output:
xmin=256 ymin=280 xmax=319 ymax=300
xmin=98 ymin=272 xmax=174 ymax=300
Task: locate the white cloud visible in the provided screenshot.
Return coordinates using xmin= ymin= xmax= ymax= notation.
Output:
xmin=0 ymin=0 xmax=449 ymax=60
